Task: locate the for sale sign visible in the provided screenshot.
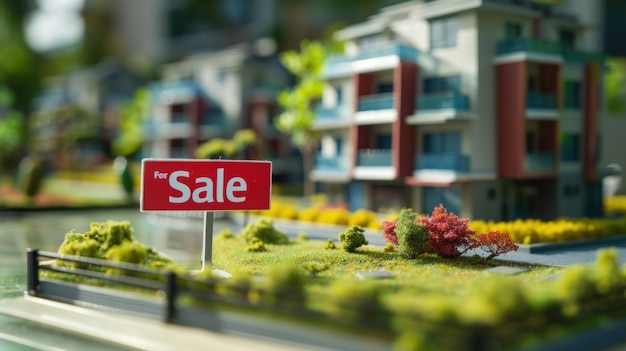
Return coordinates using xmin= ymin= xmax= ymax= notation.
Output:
xmin=140 ymin=159 xmax=272 ymax=212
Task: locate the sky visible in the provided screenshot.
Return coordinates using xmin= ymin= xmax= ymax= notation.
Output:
xmin=25 ymin=0 xmax=84 ymax=52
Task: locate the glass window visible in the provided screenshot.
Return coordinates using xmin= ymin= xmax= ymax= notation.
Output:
xmin=423 ymin=186 xmax=461 ymax=215
xmin=560 ymin=134 xmax=581 ymax=162
xmin=563 ymin=81 xmax=581 ymax=109
xmin=424 ymin=76 xmax=461 ymax=94
xmin=430 ymin=16 xmax=458 ymax=49
xmin=377 ymin=83 xmax=394 ymax=93
xmin=423 ymin=132 xmax=461 ymax=155
xmin=559 ymin=30 xmax=576 ymax=50
xmin=376 ymin=134 xmax=392 ymax=149
xmin=505 ymin=23 xmax=522 ymax=40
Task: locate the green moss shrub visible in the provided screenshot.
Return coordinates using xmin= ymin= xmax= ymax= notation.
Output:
xmin=240 ymin=218 xmax=288 ymax=245
xmin=396 ymin=208 xmax=429 ymax=259
xmin=338 ymin=225 xmax=368 ymax=253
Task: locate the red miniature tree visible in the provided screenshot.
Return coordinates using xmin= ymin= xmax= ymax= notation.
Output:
xmin=381 ymin=220 xmax=398 ymax=245
xmin=418 ymin=204 xmax=476 ymax=258
xmin=473 ymin=231 xmax=519 ymax=260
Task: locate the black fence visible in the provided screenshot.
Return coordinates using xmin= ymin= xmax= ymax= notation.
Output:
xmin=25 ymin=249 xmax=626 ymax=351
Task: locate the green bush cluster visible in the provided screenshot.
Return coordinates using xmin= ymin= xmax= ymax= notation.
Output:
xmin=245 ymin=241 xmax=266 ymax=252
xmin=395 ymin=208 xmax=429 ymax=259
xmin=56 ymin=220 xmax=175 ymax=272
xmin=338 ymin=225 xmax=368 ymax=253
xmin=240 ymin=218 xmax=288 ymax=245
xmin=324 ymin=239 xmax=337 ymax=250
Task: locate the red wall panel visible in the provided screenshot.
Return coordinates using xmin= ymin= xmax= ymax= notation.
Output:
xmin=496 ymin=62 xmax=526 ymax=178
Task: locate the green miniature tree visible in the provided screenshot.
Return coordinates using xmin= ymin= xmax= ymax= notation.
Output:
xmin=195 ymin=128 xmax=257 ymax=159
xmin=112 ymin=88 xmax=150 ymax=157
xmin=0 ymin=87 xmax=24 ymax=173
xmin=338 ymin=225 xmax=368 ymax=253
xmin=274 ymin=40 xmax=325 ymax=197
xmin=396 ymin=208 xmax=429 ymax=259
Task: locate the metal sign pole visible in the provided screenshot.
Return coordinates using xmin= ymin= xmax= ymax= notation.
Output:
xmin=201 ymin=211 xmax=214 ymax=271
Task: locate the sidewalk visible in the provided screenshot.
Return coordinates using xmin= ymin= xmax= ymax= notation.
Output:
xmin=0 ymin=296 xmax=300 ymax=351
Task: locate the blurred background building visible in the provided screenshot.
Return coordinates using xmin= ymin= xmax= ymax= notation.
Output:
xmin=0 ymin=0 xmax=625 ymax=216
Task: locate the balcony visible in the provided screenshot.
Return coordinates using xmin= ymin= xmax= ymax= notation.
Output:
xmin=417 ymin=95 xmax=469 ymax=111
xmin=415 ymin=154 xmax=469 ymax=172
xmin=323 ymin=56 xmax=353 ymax=78
xmin=497 ymin=38 xmax=562 ymax=57
xmin=357 ymin=149 xmax=392 ymax=167
xmin=526 ymin=92 xmax=558 ymax=119
xmin=314 ymin=105 xmax=351 ymax=129
xmin=526 ymin=92 xmax=557 ymax=109
xmin=314 ymin=154 xmax=348 ymax=170
xmin=563 ymin=50 xmax=604 ymax=64
xmin=358 ymin=93 xmax=394 ymax=112
xmin=407 ymin=94 xmax=472 ymax=124
xmin=355 ymin=43 xmax=418 ymax=62
xmin=524 ymin=152 xmax=555 ymax=173
xmin=323 ymin=43 xmax=419 ymax=78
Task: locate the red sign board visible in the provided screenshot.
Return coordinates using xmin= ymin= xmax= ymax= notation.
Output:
xmin=140 ymin=159 xmax=272 ymax=212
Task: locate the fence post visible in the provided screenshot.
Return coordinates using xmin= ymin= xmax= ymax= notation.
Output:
xmin=165 ymin=271 xmax=176 ymax=323
xmin=26 ymin=249 xmax=39 ymax=296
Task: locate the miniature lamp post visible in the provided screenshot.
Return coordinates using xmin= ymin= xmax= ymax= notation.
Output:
xmin=140 ymin=158 xmax=272 ymax=272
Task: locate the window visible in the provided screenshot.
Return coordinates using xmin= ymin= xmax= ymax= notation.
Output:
xmin=560 ymin=134 xmax=581 ymax=162
xmin=505 ymin=23 xmax=522 ymax=40
xmin=423 ymin=186 xmax=461 ymax=215
xmin=336 ymin=87 xmax=343 ymax=104
xmin=559 ymin=30 xmax=576 ymax=50
xmin=430 ymin=16 xmax=458 ymax=49
xmin=563 ymin=185 xmax=580 ymax=197
xmin=377 ymin=83 xmax=394 ymax=93
xmin=423 ymin=132 xmax=461 ymax=155
xmin=376 ymin=134 xmax=392 ymax=149
xmin=563 ymin=81 xmax=581 ymax=109
xmin=424 ymin=76 xmax=461 ymax=94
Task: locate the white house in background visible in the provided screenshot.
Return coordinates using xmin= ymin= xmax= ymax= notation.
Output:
xmin=141 ymin=41 xmax=302 ymax=184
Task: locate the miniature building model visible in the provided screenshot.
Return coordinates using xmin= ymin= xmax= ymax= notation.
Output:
xmin=313 ymin=0 xmax=605 ymax=221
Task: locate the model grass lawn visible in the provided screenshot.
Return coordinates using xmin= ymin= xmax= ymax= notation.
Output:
xmin=43 ymin=216 xmax=626 ymax=350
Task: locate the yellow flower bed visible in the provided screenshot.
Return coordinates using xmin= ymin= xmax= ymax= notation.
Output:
xmin=605 ymin=196 xmax=626 ymax=215
xmin=470 ymin=217 xmax=626 ymax=244
xmin=248 ymin=200 xmax=382 ymax=229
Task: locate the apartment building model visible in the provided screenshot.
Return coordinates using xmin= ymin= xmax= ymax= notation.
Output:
xmin=312 ymin=0 xmax=604 ymax=221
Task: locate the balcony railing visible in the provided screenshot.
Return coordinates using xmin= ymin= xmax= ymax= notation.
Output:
xmin=526 ymin=92 xmax=557 ymax=109
xmin=415 ymin=154 xmax=469 ymax=172
xmin=315 ymin=105 xmax=350 ymax=120
xmin=497 ymin=38 xmax=562 ymax=56
xmin=324 ymin=43 xmax=419 ymax=77
xmin=355 ymin=43 xmax=418 ymax=62
xmin=358 ymin=93 xmax=394 ymax=111
xmin=417 ymin=94 xmax=469 ymax=111
xmin=357 ymin=149 xmax=392 ymax=167
xmin=497 ymin=38 xmax=604 ymax=64
xmin=314 ymin=154 xmax=348 ymax=170
xmin=562 ymin=50 xmax=604 ymax=64
xmin=525 ymin=152 xmax=555 ymax=173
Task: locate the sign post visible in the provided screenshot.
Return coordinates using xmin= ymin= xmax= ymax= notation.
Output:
xmin=140 ymin=159 xmax=272 ymax=271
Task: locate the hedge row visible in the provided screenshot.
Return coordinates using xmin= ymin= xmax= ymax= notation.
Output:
xmin=247 ymin=201 xmax=383 ymax=229
xmin=606 ymin=196 xmax=626 ymax=215
xmin=470 ymin=217 xmax=626 ymax=244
